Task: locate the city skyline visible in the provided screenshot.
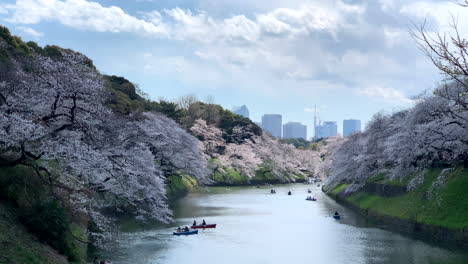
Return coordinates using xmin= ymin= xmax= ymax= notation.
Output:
xmin=241 ymin=104 xmax=360 ymax=139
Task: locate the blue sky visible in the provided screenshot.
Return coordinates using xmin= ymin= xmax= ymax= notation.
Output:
xmin=1 ymin=0 xmax=467 ymax=138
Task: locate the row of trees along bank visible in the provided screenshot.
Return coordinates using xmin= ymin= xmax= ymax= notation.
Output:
xmin=321 ymin=1 xmax=468 ymax=244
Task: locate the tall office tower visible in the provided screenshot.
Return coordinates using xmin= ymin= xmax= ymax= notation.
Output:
xmin=343 ymin=119 xmax=361 ymax=137
xmin=232 ymin=105 xmax=250 ymax=118
xmin=315 ymin=121 xmax=338 ymax=139
xmin=283 ymin=122 xmax=307 ymax=139
xmin=261 ymin=114 xmax=282 ymax=138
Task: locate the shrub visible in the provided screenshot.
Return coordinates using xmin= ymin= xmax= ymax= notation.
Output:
xmin=20 ymin=200 xmax=77 ymax=260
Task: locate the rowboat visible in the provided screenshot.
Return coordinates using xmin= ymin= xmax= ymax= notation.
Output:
xmin=191 ymin=224 xmax=217 ymax=229
xmin=173 ymin=230 xmax=198 ymax=236
xmin=333 ymin=215 xmax=341 ymax=220
xmin=305 ymin=198 xmax=317 ymax=201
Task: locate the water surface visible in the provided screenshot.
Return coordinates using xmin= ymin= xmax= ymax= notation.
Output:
xmin=100 ymin=184 xmax=468 ymax=264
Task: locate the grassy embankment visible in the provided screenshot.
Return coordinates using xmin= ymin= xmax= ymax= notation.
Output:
xmin=0 ymin=166 xmax=88 ymax=264
xmin=326 ymin=168 xmax=468 ymax=230
xmin=165 ymin=174 xmax=199 ymax=198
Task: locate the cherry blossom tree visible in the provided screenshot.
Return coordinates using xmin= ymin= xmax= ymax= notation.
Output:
xmin=0 ymin=43 xmax=209 ymax=243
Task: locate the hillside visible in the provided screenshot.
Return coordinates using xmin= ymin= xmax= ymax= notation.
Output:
xmin=0 ymin=25 xmax=210 ymax=262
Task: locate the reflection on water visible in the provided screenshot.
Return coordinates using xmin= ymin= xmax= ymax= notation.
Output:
xmin=98 ymin=184 xmax=468 ymax=264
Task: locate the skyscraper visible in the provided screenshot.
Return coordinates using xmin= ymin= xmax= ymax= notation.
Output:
xmin=283 ymin=122 xmax=307 ymax=139
xmin=315 ymin=121 xmax=337 ymax=139
xmin=261 ymin=114 xmax=282 ymax=138
xmin=232 ymin=105 xmax=250 ymax=118
xmin=343 ymin=119 xmax=361 ymax=137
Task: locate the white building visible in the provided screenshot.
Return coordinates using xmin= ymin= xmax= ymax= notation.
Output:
xmin=343 ymin=119 xmax=361 ymax=137
xmin=261 ymin=114 xmax=282 ymax=138
xmin=283 ymin=122 xmax=307 ymax=139
xmin=315 ymin=121 xmax=337 ymax=139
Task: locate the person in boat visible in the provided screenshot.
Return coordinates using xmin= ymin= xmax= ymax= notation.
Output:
xmin=193 ymin=220 xmax=197 ymax=226
xmin=334 ymin=211 xmax=339 ymax=216
xmin=177 ymin=226 xmax=182 ymax=232
xmin=184 ymin=226 xmax=189 ymax=231
xmin=202 ymin=219 xmax=206 ymax=225
xmin=288 ymin=191 xmax=292 ymax=195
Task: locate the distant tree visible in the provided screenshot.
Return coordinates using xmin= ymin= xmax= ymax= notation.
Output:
xmin=176 ymin=94 xmax=198 ymax=110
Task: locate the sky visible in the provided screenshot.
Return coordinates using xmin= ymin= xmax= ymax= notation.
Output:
xmin=1 ymin=0 xmax=468 ymax=139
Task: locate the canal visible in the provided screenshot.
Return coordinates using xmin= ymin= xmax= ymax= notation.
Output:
xmin=100 ymin=184 xmax=468 ymax=264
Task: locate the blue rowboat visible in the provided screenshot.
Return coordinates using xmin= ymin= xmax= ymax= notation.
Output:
xmin=305 ymin=198 xmax=317 ymax=201
xmin=173 ymin=230 xmax=199 ymax=236
xmin=333 ymin=215 xmax=341 ymax=220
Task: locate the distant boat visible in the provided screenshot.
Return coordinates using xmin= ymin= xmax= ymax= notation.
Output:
xmin=173 ymin=230 xmax=199 ymax=236
xmin=307 ymin=189 xmax=312 ymax=193
xmin=191 ymin=224 xmax=217 ymax=229
xmin=288 ymin=191 xmax=292 ymax=195
xmin=270 ymin=189 xmax=276 ymax=194
xmin=306 ymin=197 xmax=317 ymax=201
xmin=333 ymin=215 xmax=341 ymax=220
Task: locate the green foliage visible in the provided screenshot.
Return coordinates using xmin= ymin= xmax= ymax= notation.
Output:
xmin=26 ymin=41 xmax=42 ymax=53
xmin=20 ymin=201 xmax=74 ymax=259
xmin=0 ymin=26 xmax=32 ymax=56
xmin=0 ymin=166 xmax=83 ymax=262
xmin=280 ymin=138 xmax=310 ymax=149
xmin=211 ymin=167 xmax=249 ymax=185
xmin=155 ymin=100 xmax=184 ymax=123
xmin=104 ymin=75 xmax=183 ymax=122
xmin=366 ymin=173 xmax=386 ymax=183
xmin=42 ymin=45 xmax=63 ymax=58
xmin=219 ymin=108 xmax=262 ymax=141
xmin=346 ymin=168 xmax=468 ymax=229
xmin=330 ymin=183 xmax=348 ymax=195
xmin=0 ymin=203 xmax=69 ymax=264
xmin=104 ymin=75 xmax=147 ymax=114
xmin=252 ymin=162 xmax=276 ymax=181
xmin=165 ymin=174 xmax=198 ymax=198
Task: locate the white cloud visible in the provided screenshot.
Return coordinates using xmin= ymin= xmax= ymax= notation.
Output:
xmin=4 ymin=0 xmax=166 ymax=35
xmin=399 ymin=1 xmax=468 ymax=31
xmin=356 ymin=86 xmax=414 ymax=105
xmin=15 ymin=26 xmax=44 ymax=38
xmin=0 ymin=0 xmax=445 ymax=106
xmin=383 ymin=27 xmax=407 ymax=48
xmin=2 ymin=0 xmax=364 ymax=44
